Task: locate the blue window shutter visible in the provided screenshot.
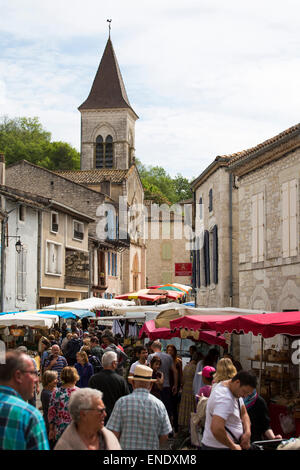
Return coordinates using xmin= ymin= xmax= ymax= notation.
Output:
xmin=108 ymin=252 xmax=111 ymax=275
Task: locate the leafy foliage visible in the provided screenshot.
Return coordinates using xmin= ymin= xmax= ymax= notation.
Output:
xmin=0 ymin=116 xmax=80 ymax=170
xmin=136 ymin=158 xmax=193 ymax=205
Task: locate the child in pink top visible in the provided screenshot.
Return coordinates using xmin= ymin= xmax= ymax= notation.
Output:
xmin=197 ymin=366 xmax=216 ymax=398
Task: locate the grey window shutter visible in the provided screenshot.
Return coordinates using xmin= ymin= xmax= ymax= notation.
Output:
xmin=213 ymin=225 xmax=218 ymax=284
xmin=209 ymin=189 xmax=213 ymax=212
xmin=204 ymin=230 xmax=210 ymax=286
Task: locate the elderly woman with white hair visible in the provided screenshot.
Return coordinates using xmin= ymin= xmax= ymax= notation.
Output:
xmin=54 ymin=388 xmax=121 ymax=450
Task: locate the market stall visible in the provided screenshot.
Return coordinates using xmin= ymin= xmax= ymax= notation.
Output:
xmin=139 ymin=319 xmax=228 ymax=348
xmin=0 ymin=312 xmax=59 ymax=351
xmin=115 ymin=288 xmax=184 ymax=302
xmin=42 ymin=296 xmax=135 ymax=320
xmin=170 ymin=310 xmax=300 ymax=438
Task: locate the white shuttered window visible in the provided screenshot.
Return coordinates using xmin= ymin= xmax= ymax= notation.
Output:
xmin=251 ymin=192 xmax=264 ymax=263
xmin=17 ymin=249 xmax=27 ymax=300
xmin=46 ymin=242 xmax=62 ymax=275
xmin=282 ymin=180 xmax=298 ymax=258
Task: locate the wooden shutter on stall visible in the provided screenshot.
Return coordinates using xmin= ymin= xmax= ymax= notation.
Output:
xmin=212 ymin=225 xmax=218 ymax=284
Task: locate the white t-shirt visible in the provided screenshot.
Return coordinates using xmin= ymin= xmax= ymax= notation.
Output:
xmin=129 ymin=360 xmax=140 ymax=375
xmin=202 ymin=382 xmax=244 ymax=449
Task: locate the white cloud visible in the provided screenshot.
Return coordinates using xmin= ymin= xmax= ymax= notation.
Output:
xmin=0 ymin=0 xmax=299 ymax=179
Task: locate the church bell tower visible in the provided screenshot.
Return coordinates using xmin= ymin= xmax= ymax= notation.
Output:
xmin=78 ymin=34 xmax=138 ymax=170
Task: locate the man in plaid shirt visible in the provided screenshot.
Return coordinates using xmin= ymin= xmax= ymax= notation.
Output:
xmin=0 ymin=350 xmax=49 ymax=450
xmin=107 ymin=364 xmax=172 ymax=450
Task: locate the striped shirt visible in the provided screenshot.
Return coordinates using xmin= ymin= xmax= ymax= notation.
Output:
xmin=44 ymin=355 xmax=67 ymax=385
xmin=0 ymin=386 xmax=49 ymax=450
xmin=106 ymin=388 xmax=172 ymax=450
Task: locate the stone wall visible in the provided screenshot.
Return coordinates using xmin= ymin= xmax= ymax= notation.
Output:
xmin=194 ymin=167 xmax=239 ymax=307
xmin=238 ymin=148 xmax=300 ymax=312
xmin=6 ymin=161 xmax=105 ymax=237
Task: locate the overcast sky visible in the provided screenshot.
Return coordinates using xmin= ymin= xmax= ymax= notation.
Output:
xmin=0 ymin=1 xmax=299 ymax=179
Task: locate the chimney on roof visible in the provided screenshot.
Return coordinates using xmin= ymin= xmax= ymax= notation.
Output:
xmin=0 ymin=153 xmax=5 ymax=186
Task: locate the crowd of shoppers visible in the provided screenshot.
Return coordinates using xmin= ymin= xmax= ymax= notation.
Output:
xmin=0 ymin=319 xmax=289 ymax=450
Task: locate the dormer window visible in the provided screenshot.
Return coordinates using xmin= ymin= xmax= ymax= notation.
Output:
xmin=95 ymin=135 xmax=114 ymax=168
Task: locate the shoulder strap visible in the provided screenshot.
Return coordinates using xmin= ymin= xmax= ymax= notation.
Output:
xmin=224 ymin=426 xmax=239 ymax=444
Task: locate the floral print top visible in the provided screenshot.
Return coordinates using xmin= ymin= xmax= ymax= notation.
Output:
xmin=48 ymin=386 xmax=78 ymax=441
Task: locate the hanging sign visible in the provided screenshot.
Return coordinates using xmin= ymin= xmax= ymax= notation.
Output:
xmin=175 ymin=263 xmax=192 ymax=276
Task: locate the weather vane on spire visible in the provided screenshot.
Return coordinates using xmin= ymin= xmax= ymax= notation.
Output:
xmin=107 ymin=19 xmax=112 ymax=38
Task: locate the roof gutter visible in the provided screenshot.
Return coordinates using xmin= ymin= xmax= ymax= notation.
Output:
xmin=228 ymin=128 xmax=300 ymax=172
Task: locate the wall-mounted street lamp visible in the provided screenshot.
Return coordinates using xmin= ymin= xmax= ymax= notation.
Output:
xmin=5 ymin=235 xmax=23 ymax=254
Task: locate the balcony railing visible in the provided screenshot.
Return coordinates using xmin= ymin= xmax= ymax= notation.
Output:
xmin=74 ymin=230 xmax=84 ymax=240
xmin=65 ymin=275 xmax=89 ymax=286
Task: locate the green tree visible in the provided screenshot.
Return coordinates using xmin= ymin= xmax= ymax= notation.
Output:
xmin=173 ymin=174 xmax=193 ymax=202
xmin=0 ymin=116 xmax=80 ymax=170
xmin=136 ymin=158 xmax=193 ymax=204
xmin=142 ymin=180 xmax=172 ymax=205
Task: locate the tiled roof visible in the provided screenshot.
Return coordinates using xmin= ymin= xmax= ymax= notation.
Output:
xmin=55 ymin=168 xmax=130 ymax=184
xmin=227 ymin=122 xmax=300 ymax=165
xmin=78 ymin=38 xmax=138 ymax=118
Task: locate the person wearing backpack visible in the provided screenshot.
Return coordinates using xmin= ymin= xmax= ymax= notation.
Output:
xmin=81 ymin=346 xmax=103 ymax=374
xmin=90 ymin=336 xmax=104 ymax=363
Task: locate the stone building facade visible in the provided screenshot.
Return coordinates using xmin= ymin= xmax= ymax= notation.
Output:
xmin=145 ymin=200 xmax=191 ymax=288
xmin=191 ymin=157 xmax=239 ymax=308
xmin=227 ymin=123 xmax=300 ymax=367
xmin=228 ymin=123 xmax=300 ymax=313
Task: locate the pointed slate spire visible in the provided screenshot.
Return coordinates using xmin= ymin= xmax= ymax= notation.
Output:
xmin=79 ymin=38 xmax=137 ymax=117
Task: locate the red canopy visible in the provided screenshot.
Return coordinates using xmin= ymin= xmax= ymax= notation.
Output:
xmin=139 ymin=320 xmax=181 ymax=340
xmin=115 ymin=293 xmax=166 ymax=302
xmin=139 ymin=319 xmax=228 ymax=348
xmin=170 ymin=311 xmax=300 ymax=339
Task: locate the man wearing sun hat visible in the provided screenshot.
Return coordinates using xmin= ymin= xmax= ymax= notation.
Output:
xmin=106 ymin=364 xmax=172 ymax=450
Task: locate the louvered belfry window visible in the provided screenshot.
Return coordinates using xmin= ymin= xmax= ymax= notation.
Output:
xmin=96 ymin=135 xmax=104 ymax=168
xmin=105 ymin=135 xmax=113 ymax=168
xmin=95 ymin=135 xmax=113 ymax=168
